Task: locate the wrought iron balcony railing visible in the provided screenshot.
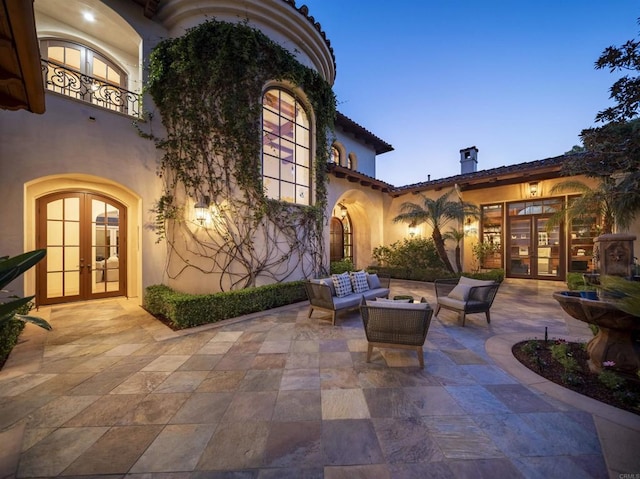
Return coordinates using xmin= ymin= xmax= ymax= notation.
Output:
xmin=41 ymin=59 xmax=141 ymax=118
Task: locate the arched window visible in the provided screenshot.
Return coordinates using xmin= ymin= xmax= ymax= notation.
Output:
xmin=330 ymin=145 xmax=340 ymax=164
xmin=40 ymin=39 xmax=130 ymax=114
xmin=262 ymin=88 xmax=311 ymax=205
xmin=347 ymin=152 xmax=357 ymax=170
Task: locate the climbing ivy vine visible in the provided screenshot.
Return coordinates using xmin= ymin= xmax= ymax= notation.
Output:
xmin=145 ymin=20 xmax=336 ymax=290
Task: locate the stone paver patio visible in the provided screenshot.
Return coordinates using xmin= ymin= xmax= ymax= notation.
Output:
xmin=1 ymin=278 xmax=639 ymax=478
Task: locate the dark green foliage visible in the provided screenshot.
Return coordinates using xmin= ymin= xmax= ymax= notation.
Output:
xmin=144 ymin=281 xmax=307 ymax=329
xmin=0 ymin=320 xmax=25 ymax=367
xmin=369 ymin=266 xmax=456 ymax=283
xmin=145 ymin=20 xmax=337 ymax=288
xmin=373 ymin=237 xmax=442 ymax=270
xmin=566 ymin=272 xmax=587 ymax=291
xmin=330 ymin=259 xmax=355 ymax=274
xmin=463 ymin=269 xmax=505 ymax=283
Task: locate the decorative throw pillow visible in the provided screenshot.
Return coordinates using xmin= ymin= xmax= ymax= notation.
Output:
xmin=458 ymin=276 xmax=495 ymax=301
xmin=350 ymin=270 xmax=370 ymax=293
xmin=448 ymin=284 xmax=472 ymax=301
xmin=366 ymin=273 xmax=381 ymax=289
xmin=332 ymin=273 xmax=353 ymax=297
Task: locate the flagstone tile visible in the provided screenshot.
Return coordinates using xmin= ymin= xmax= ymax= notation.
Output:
xmin=273 ymin=390 xmax=321 ymax=421
xmin=64 ymin=394 xmax=145 ymax=426
xmin=446 ymin=458 xmax=523 ymax=478
xmin=285 ymin=352 xmax=319 ymax=369
xmin=68 ymin=371 xmax=135 ymax=395
xmin=62 ymin=425 xmax=162 ymax=475
xmin=28 ymin=395 xmax=100 ymax=428
xmin=222 ymin=391 xmax=277 ymax=422
xmin=444 ymin=385 xmax=512 ymax=414
xmin=0 ymin=373 xmax=57 ymax=397
xmin=363 ymin=387 xmax=418 ymax=418
xmin=197 ymin=370 xmax=246 ymax=392
xmin=210 ymin=331 xmax=243 ymax=342
xmin=422 ymin=415 xmax=503 ymax=460
xmin=110 ymin=371 xmax=171 ymax=394
xmin=322 ymin=419 xmax=384 ymax=466
xmin=238 ymin=369 xmax=283 ymax=391
xmin=280 ymin=368 xmax=320 ymax=390
xmin=264 ymin=421 xmax=324 ymax=467
xmin=141 ymin=355 xmax=190 ymax=372
xmin=154 ymin=371 xmax=208 ymax=393
xmin=17 ymin=426 xmax=108 ymax=477
xmin=103 ymin=343 xmax=147 ymax=356
xmin=373 ymin=417 xmax=444 ymax=464
xmin=115 ymin=393 xmax=189 ymax=425
xmin=321 ymin=389 xmax=370 ymax=420
xmin=130 ymin=424 xmax=216 ymax=473
xmin=258 ymin=340 xmax=291 ymax=354
xmin=196 ymin=421 xmax=270 ymax=470
xmin=403 ymin=386 xmax=466 ymax=416
xmin=320 ymin=368 xmax=359 ymax=389
xmin=177 ymin=354 xmax=222 ymax=371
xmin=485 ymin=384 xmax=557 ymax=413
xmin=169 ymin=392 xmax=233 ymax=424
xmin=214 ymin=353 xmax=257 ymax=370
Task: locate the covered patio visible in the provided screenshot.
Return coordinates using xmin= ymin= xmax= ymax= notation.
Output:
xmin=1 ymin=279 xmax=639 ymax=477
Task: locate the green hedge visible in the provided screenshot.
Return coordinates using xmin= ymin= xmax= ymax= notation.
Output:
xmin=0 ymin=320 xmax=25 ymax=368
xmin=144 ymin=281 xmax=307 ymax=329
xmin=369 ymin=267 xmax=504 ymax=283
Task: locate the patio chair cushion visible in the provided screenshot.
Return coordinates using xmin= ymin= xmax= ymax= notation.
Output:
xmin=332 ymin=273 xmax=353 ymax=297
xmin=365 ymin=300 xmax=429 ymax=310
xmin=458 ymin=276 xmax=495 ymax=301
xmin=350 ymin=270 xmax=370 ymax=293
xmin=366 ymin=273 xmax=381 ymax=289
xmin=448 ymin=284 xmax=472 ymax=301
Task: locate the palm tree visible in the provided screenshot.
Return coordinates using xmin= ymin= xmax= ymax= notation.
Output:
xmin=393 ymin=189 xmax=479 ymax=273
xmin=547 ymin=177 xmax=620 ymax=235
xmin=442 ymin=228 xmax=465 ymax=273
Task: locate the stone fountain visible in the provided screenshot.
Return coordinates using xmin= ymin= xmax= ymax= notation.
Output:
xmin=553 ymin=233 xmax=639 ymax=375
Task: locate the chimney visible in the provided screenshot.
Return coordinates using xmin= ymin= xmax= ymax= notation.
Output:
xmin=460 ymin=146 xmax=478 ymax=174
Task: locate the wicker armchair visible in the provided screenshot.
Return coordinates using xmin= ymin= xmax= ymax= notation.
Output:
xmin=434 ymin=277 xmax=500 ymax=326
xmin=359 ymin=297 xmax=433 ymax=368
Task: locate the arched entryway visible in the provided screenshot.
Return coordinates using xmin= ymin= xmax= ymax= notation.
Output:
xmin=329 ymin=208 xmax=353 ymax=263
xmin=36 ymin=191 xmax=127 ymax=305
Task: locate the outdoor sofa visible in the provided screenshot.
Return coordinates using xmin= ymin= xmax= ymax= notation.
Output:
xmin=303 ymin=271 xmax=390 ymax=325
xmin=434 ymin=276 xmax=500 ymax=326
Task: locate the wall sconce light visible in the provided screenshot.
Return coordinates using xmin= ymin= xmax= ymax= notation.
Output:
xmin=408 ymin=222 xmax=417 ymax=237
xmin=194 ymin=196 xmax=210 ymax=225
xmin=339 ymin=204 xmax=348 ymax=219
xmin=529 ymin=181 xmax=538 ymax=198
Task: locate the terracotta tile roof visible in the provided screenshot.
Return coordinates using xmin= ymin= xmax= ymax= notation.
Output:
xmin=390 ymin=154 xmax=573 ymax=197
xmin=327 ymin=163 xmax=394 ymax=193
xmin=335 ymin=111 xmax=394 ymax=155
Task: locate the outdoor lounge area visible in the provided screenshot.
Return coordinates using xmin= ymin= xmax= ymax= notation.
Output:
xmin=1 ymin=278 xmax=639 ymax=478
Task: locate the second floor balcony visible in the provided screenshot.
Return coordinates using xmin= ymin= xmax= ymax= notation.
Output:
xmin=41 ymin=59 xmax=141 ymax=118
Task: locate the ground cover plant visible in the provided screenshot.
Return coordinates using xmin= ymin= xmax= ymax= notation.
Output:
xmin=513 ymin=337 xmax=640 ymax=415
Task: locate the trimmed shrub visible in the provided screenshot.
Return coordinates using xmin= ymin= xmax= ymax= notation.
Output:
xmin=144 ymin=281 xmax=307 ymax=329
xmin=0 ymin=320 xmax=25 ymax=367
xmin=372 ymin=238 xmax=442 ymax=270
xmin=368 ymin=267 xmax=504 ymax=283
xmin=330 ymin=259 xmax=355 ymax=274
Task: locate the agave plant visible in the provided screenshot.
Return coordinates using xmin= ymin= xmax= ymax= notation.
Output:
xmin=0 ymin=249 xmax=52 ymax=330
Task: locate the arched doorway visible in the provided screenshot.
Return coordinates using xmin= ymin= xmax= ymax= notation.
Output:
xmin=36 ymin=191 xmax=127 ymax=305
xmin=329 ymin=210 xmax=353 ymax=263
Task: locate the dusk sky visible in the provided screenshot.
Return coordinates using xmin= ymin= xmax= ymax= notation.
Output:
xmin=301 ymin=1 xmax=639 ymax=187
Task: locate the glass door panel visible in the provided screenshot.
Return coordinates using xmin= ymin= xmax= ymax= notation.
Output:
xmin=535 ymin=218 xmax=561 ymax=279
xmin=37 ymin=192 xmax=126 ymax=305
xmin=509 ymin=218 xmax=531 ymax=276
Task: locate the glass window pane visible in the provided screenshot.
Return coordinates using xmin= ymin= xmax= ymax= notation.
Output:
xmin=296 ymin=165 xmax=309 ymax=186
xmin=279 ymin=91 xmax=295 ymax=120
xmin=280 ymin=118 xmax=294 ymax=140
xmin=64 ymin=272 xmax=80 ymax=296
xmin=280 ymin=140 xmax=294 ymax=163
xmin=92 ymin=200 xmax=107 ymax=223
xmin=296 ymin=125 xmax=309 ymax=146
xmin=296 ymin=145 xmax=309 ymax=168
xmin=65 ymin=47 xmax=81 ymax=70
xmin=263 ymin=109 xmax=279 ymax=135
xmin=64 ymin=222 xmax=80 ymax=246
xmin=263 ymin=155 xmax=280 ymax=179
xmin=47 ymin=272 xmax=63 ymax=297
xmin=280 ymin=159 xmax=295 ymax=181
xmin=64 ymin=246 xmax=80 ymax=271
xmin=280 ymin=182 xmax=295 ymax=203
xmin=296 ymin=185 xmax=309 ymax=205
xmin=65 ymin=197 xmax=80 ymax=221
xmin=47 ymin=199 xmax=63 ymax=220
xmin=263 ymin=133 xmax=279 ymax=157
xmin=93 ymin=58 xmax=107 ymax=80
xmin=263 ymin=90 xmax=279 ymax=113
xmin=107 ymin=66 xmax=120 ymax=85
xmin=47 ymin=247 xmax=63 ymax=272
xmin=48 ymin=46 xmax=64 ymax=63
xmin=296 ymin=104 xmax=309 ymax=128
xmin=47 ymin=221 xmax=63 ymax=245
xmin=263 ymin=177 xmax=278 ymax=200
